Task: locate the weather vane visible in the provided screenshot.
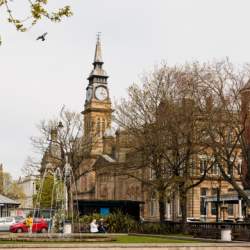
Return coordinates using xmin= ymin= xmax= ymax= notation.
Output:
xmin=97 ymin=32 xmax=101 ymax=41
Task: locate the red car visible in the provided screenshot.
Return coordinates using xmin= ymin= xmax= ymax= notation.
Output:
xmin=10 ymin=218 xmax=48 ymax=233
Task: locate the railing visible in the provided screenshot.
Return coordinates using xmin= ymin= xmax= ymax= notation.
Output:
xmin=186 ymin=222 xmax=250 ymax=240
xmin=72 ymin=221 xmax=250 ymax=241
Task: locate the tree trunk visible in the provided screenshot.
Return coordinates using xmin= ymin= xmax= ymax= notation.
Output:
xmin=158 ymin=191 xmax=166 ymax=223
xmin=179 ymin=186 xmax=188 ymax=234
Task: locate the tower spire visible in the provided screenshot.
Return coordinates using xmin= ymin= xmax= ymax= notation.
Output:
xmin=94 ymin=32 xmax=103 ymax=64
xmin=88 ymin=33 xmax=108 ymax=80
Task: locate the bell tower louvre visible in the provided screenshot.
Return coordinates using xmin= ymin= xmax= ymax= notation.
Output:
xmin=82 ymin=35 xmax=112 ymax=156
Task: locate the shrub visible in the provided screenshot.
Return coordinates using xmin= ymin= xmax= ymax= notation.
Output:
xmin=78 ymin=210 xmax=139 ymax=233
xmin=105 ymin=210 xmax=138 ymax=233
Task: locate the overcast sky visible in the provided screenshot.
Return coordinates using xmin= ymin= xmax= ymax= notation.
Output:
xmin=1 ymin=0 xmax=250 ymax=178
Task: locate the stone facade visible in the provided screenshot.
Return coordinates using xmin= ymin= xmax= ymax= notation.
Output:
xmin=74 ymin=37 xmax=247 ymax=222
xmin=36 ymin=37 xmax=246 ymax=222
xmin=17 ymin=175 xmax=37 ymax=208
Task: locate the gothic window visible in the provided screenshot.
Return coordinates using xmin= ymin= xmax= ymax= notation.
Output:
xmin=102 ymin=118 xmax=105 ymax=134
xmin=97 ymin=118 xmax=101 ymax=136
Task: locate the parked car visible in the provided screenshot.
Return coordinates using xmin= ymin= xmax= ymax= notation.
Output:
xmin=187 ymin=217 xmax=200 ymax=222
xmin=9 ymin=218 xmax=48 ymax=233
xmin=0 ymin=216 xmax=24 ymax=232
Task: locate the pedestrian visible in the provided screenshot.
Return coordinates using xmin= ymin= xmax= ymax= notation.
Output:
xmin=90 ymin=219 xmax=98 ymax=233
xmin=25 ymin=215 xmax=33 ymax=234
xmin=98 ymin=218 xmax=107 ymax=233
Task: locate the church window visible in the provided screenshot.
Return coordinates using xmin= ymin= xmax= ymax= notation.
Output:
xmin=97 ymin=118 xmax=101 ymax=136
xmin=102 ymin=118 xmax=105 ymax=134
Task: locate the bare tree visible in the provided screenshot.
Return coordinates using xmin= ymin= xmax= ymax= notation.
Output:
xmin=29 ymin=107 xmax=84 ymax=172
xmin=115 ymin=64 xmax=212 ymax=226
xmin=194 ymin=60 xmax=250 ymax=216
xmin=21 ymin=156 xmax=41 ymax=176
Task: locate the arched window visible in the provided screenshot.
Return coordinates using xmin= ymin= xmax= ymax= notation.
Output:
xmin=97 ymin=118 xmax=101 ymax=136
xmin=102 ymin=118 xmax=105 ymax=134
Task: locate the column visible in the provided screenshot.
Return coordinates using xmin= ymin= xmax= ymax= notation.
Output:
xmin=238 ymin=199 xmax=243 ymax=221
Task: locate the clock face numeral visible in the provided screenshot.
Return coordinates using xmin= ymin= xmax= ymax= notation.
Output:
xmin=86 ymin=88 xmax=92 ymax=101
xmin=95 ymin=86 xmax=108 ymax=101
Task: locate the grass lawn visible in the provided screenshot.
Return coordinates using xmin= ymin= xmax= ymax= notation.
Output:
xmin=0 ymin=235 xmax=201 ymax=244
xmin=111 ymin=235 xmax=201 ymax=243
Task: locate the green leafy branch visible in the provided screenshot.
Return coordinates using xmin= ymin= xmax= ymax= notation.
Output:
xmin=0 ymin=0 xmax=73 ymax=45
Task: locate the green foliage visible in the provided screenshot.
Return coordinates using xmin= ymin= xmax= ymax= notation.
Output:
xmin=52 ymin=210 xmax=65 ymax=233
xmin=79 ymin=210 xmax=139 ymax=233
xmin=33 ymin=174 xmax=55 ymax=209
xmin=1 ymin=0 xmax=73 ymax=45
xmin=105 ymin=210 xmax=139 ymax=233
xmin=78 ymin=213 xmax=102 ymax=224
xmin=3 ymin=172 xmax=25 ymax=200
xmin=77 ymin=211 xmax=181 ymax=234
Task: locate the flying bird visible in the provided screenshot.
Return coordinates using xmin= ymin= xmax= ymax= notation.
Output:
xmin=36 ymin=32 xmax=48 ymax=41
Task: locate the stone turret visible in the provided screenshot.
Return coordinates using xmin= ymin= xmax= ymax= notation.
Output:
xmin=82 ymin=35 xmax=113 ymax=157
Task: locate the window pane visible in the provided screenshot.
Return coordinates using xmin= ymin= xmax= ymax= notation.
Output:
xmin=211 ymin=202 xmax=217 ymax=215
xmin=228 ymin=204 xmax=234 ymax=216
xmin=200 ymin=198 xmax=207 ymax=215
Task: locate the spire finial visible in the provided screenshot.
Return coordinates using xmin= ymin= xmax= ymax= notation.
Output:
xmin=94 ymin=32 xmax=103 ymax=64
xmin=97 ymin=32 xmax=101 ymax=42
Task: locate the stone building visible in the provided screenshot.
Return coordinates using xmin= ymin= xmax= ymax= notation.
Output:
xmin=40 ymin=128 xmax=62 ymax=174
xmin=17 ymin=175 xmax=37 ymax=208
xmin=41 ymin=37 xmax=248 ymax=222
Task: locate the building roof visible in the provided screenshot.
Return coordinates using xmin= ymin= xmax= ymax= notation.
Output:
xmin=88 ymin=35 xmax=108 ymax=80
xmin=93 ymin=34 xmax=103 ymax=64
xmin=241 ymin=79 xmax=250 ymax=91
xmin=0 ymin=194 xmax=19 ymax=205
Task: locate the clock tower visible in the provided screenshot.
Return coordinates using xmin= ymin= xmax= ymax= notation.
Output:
xmin=82 ymin=35 xmax=112 ymax=156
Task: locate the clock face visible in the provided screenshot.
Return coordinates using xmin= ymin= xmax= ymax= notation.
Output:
xmin=95 ymin=86 xmax=108 ymax=101
xmin=86 ymin=88 xmax=92 ymax=101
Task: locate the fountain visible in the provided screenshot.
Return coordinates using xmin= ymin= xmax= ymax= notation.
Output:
xmin=0 ymin=158 xmax=113 ymax=243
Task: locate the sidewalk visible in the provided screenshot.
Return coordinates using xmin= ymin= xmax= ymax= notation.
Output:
xmin=0 ymin=242 xmax=250 ymax=249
